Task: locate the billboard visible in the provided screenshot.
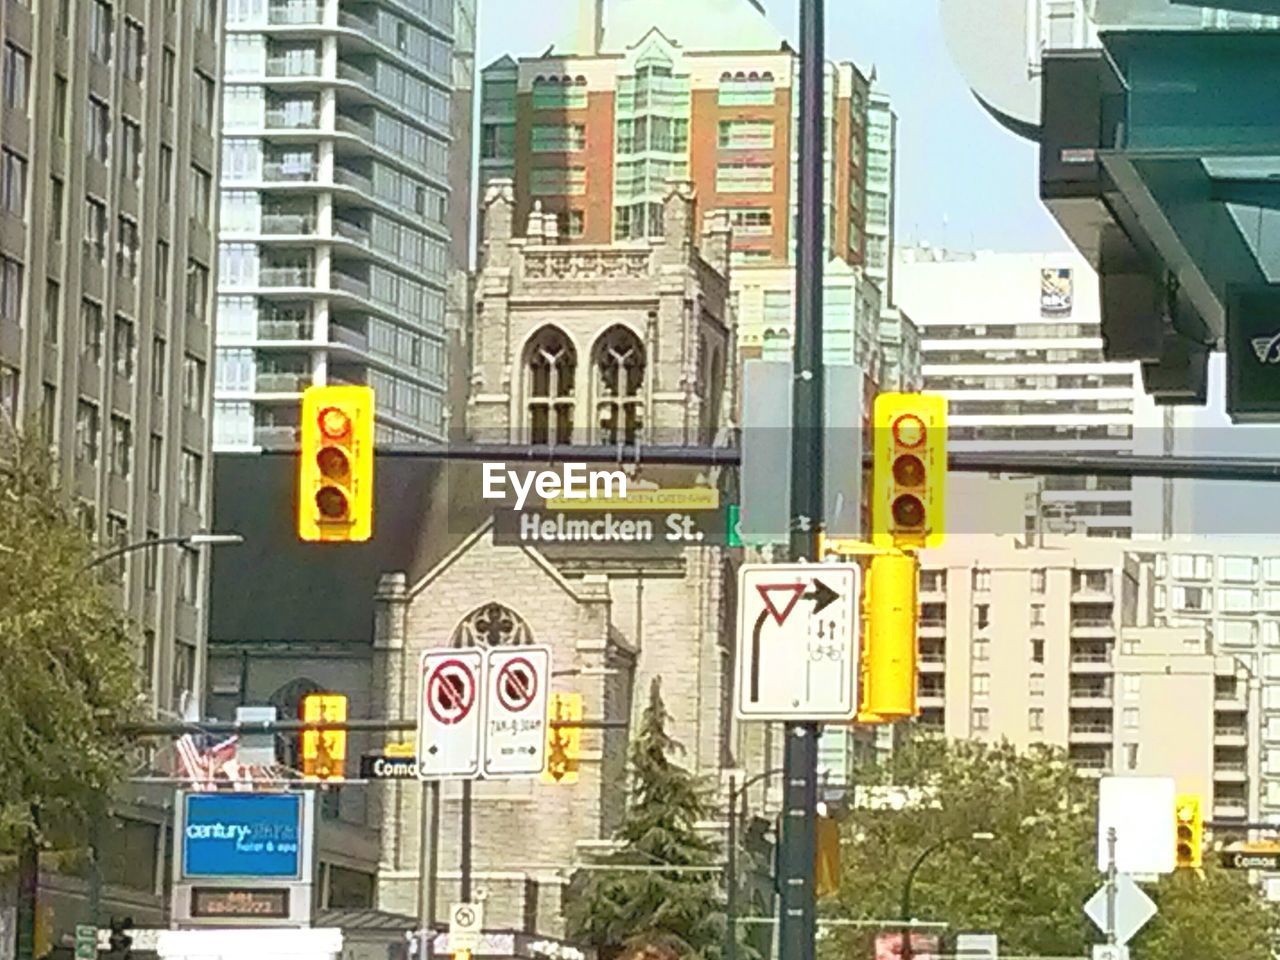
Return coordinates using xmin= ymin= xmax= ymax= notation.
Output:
xmin=1040 ymin=267 xmax=1073 ymax=315
xmin=875 ymin=932 xmax=940 ymax=960
xmin=181 ymin=793 xmax=304 ymax=880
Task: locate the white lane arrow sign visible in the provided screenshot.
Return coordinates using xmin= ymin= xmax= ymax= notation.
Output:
xmin=1083 ymin=875 xmax=1157 ymax=946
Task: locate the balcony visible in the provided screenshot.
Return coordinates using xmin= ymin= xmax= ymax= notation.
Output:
xmin=1215 ymin=724 xmax=1249 ymax=747
xmin=1214 ymin=760 xmax=1249 ymax=783
xmin=259 ymin=267 xmax=315 ymax=287
xmin=1214 ymin=799 xmax=1249 ymax=821
xmin=265 ymin=108 xmax=319 ymax=130
xmin=331 ymin=272 xmax=370 ymax=298
xmin=333 ymin=167 xmax=373 ymax=193
xmin=918 ymin=616 xmax=945 ymax=634
xmin=254 ymin=424 xmax=301 ymax=447
xmin=255 ymin=371 xmax=310 ymax=393
xmin=1070 ymin=755 xmax=1112 ymax=777
xmin=330 ymin=325 xmax=368 ymax=352
xmin=1069 ymin=685 xmax=1112 ymax=708
xmin=263 ymin=161 xmax=317 ymax=182
xmin=1073 ymin=573 xmax=1114 ymax=597
xmin=333 ymin=219 xmax=371 ymax=246
xmin=265 ymin=57 xmax=320 ymax=78
xmin=261 ymin=213 xmax=317 ymax=235
xmin=257 ymin=318 xmax=314 ymax=340
xmin=1070 ymin=617 xmax=1116 ymax=637
xmin=267 ymin=3 xmax=321 ymax=24
xmin=336 ymin=12 xmax=378 ymax=41
xmin=334 ymin=114 xmax=374 ymax=142
xmin=1071 ymin=649 xmax=1113 ymax=673
xmin=336 ymin=62 xmax=375 ymax=88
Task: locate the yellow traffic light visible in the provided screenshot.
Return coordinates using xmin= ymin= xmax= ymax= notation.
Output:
xmin=298 ymin=385 xmax=374 ymax=542
xmin=1175 ymin=793 xmax=1203 ymax=869
xmin=872 ymin=393 xmax=946 ymax=550
xmin=302 ymin=693 xmax=348 ymax=780
xmin=858 ymin=552 xmax=918 ymax=722
xmin=542 ymin=692 xmax=583 ymax=785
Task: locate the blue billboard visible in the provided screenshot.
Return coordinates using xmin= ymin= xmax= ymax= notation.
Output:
xmin=182 ymin=793 xmax=304 ymax=879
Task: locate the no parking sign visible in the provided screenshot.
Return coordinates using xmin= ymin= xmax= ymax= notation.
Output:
xmin=483 ymin=646 xmax=551 ymax=777
xmin=417 ymin=649 xmax=484 ymax=778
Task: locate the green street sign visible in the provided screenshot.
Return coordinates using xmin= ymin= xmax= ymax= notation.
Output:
xmin=74 ymin=924 xmax=97 ymax=960
xmin=726 ymin=504 xmax=743 ymax=548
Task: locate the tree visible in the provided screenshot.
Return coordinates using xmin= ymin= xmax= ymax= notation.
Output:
xmin=565 ymin=678 xmax=734 ymax=960
xmin=1134 ymin=861 xmax=1278 ymax=960
xmin=0 ymin=422 xmax=142 ymax=959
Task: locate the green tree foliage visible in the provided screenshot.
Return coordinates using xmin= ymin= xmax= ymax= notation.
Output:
xmin=565 ymin=678 xmax=736 ymax=959
xmin=0 ymin=422 xmax=141 ymax=843
xmin=821 ymin=737 xmax=1278 ymax=960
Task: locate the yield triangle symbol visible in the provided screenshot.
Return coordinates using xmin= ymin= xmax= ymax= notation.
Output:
xmin=757 ymin=583 xmax=806 ymax=626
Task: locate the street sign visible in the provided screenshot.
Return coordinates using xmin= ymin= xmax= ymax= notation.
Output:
xmin=735 ymin=563 xmax=860 ymax=720
xmin=482 ymin=646 xmax=551 ymax=778
xmin=1083 ymin=875 xmax=1157 ymax=946
xmin=360 ymin=753 xmax=419 ymax=779
xmin=1097 ymin=777 xmax=1176 ymax=874
xmin=1222 ymin=849 xmax=1280 ymax=870
xmin=1091 ymin=947 xmax=1128 ymax=960
xmin=449 ymin=902 xmax=484 ymax=952
xmin=418 ymin=648 xmax=484 ymax=779
xmin=75 ymin=924 xmax=97 ymax=960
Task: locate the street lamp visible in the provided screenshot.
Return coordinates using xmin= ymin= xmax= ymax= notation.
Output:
xmin=900 ymin=832 xmax=995 ymax=960
xmin=83 ymin=531 xmax=244 ymax=571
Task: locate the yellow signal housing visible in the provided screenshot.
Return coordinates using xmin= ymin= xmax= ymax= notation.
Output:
xmin=298 ymin=385 xmax=374 ymax=542
xmin=302 ymin=693 xmax=348 ymax=780
xmin=1175 ymin=793 xmax=1203 ymax=869
xmin=858 ymin=552 xmax=919 ymax=722
xmin=872 ymin=393 xmax=947 ymax=550
xmin=815 ymin=814 xmax=841 ymax=897
xmin=542 ymin=692 xmax=583 ymax=785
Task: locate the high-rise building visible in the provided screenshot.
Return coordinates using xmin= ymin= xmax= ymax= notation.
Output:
xmin=896 ymin=247 xmax=1170 ymax=538
xmin=864 ymin=87 xmax=896 ymax=302
xmin=0 ymin=0 xmax=225 ymax=713
xmin=212 ymin=0 xmax=473 ymax=450
xmin=476 ymin=0 xmax=872 ymax=269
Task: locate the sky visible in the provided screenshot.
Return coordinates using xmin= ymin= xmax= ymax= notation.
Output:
xmin=474 ymin=0 xmax=1075 ymax=254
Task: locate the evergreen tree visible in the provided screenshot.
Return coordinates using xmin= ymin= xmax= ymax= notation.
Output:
xmin=565 ymin=678 xmax=739 ymax=960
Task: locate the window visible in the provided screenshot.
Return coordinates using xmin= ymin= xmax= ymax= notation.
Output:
xmin=91 ymin=1 xmax=114 ymax=62
xmin=2 ymin=150 xmax=26 ymax=217
xmin=531 ymin=124 xmax=586 ymax=152
xmin=52 ymin=76 xmax=67 ymax=139
xmin=480 ymin=122 xmax=515 ymax=160
xmin=1220 ymin=588 xmax=1256 ymax=613
xmin=1029 ymin=707 xmax=1044 ymax=731
xmin=180 ymin=449 xmax=203 ymax=506
xmin=1219 ymin=620 xmax=1257 ymax=646
xmin=116 ymin=216 xmax=140 ymax=281
xmin=148 ymin=434 xmax=163 ymax=491
xmin=717 ymin=72 xmax=775 ymax=106
xmin=84 ymin=198 xmax=108 ymax=260
xmin=973 ymin=569 xmax=991 ymax=591
xmin=193 ymin=72 xmax=216 ymax=131
xmin=76 ymin=501 xmax=97 ymax=539
xmin=718 ymin=120 xmax=775 ymax=149
xmin=973 ymin=640 xmax=989 ymax=661
xmin=81 ymin=299 xmax=104 ymax=362
xmin=1172 ymin=554 xmax=1212 ymax=580
xmin=3 ymin=44 xmax=30 ymax=111
xmin=1123 ymin=707 xmax=1139 ymax=729
xmin=1122 ymin=675 xmax=1140 ymax=700
xmin=44 ymin=280 xmax=60 ymax=344
xmin=0 ymin=364 xmax=16 ymax=418
xmin=593 ymin=325 xmax=645 ymax=445
xmin=972 ymin=674 xmax=990 ymax=697
xmin=75 ymin=400 xmax=100 ymax=462
xmin=975 ymin=604 xmax=990 ymax=630
xmin=49 ymin=177 xmax=64 ymax=240
xmin=0 ymin=256 xmax=22 ymax=325
xmin=525 ymin=325 xmax=576 ymax=445
xmin=529 ymin=167 xmax=586 ymax=196
xmin=88 ymin=97 xmax=111 ymax=163
xmin=1031 ymin=604 xmax=1045 ymax=626
xmin=194 ymin=0 xmax=217 ymax=33
xmin=123 ymin=19 xmax=145 ymax=82
xmin=715 ymin=161 xmax=773 ymax=193
xmin=143 ymin=531 xmax=159 ymax=591
xmin=41 ymin=383 xmax=56 ymax=441
xmin=156 ymin=241 xmax=171 ymax=301
xmin=186 ymin=261 xmax=209 ymax=322
xmin=182 ymin=354 xmax=206 ymax=410
xmin=189 ymin=166 xmax=212 ymax=224
xmin=1124 ymin=743 xmax=1139 ymax=770
xmin=920 ymin=570 xmax=946 ymax=592
xmin=1220 ymin=556 xmax=1258 ymax=583
xmin=1173 ymin=585 xmax=1209 ymax=612
xmin=1031 ymin=568 xmax=1047 ymax=593
xmin=159 ymin=146 xmax=174 ymax=203
xmin=1030 ymin=673 xmax=1045 ymax=696
xmin=531 ymin=75 xmax=587 ymax=110
xmin=162 ymin=49 xmax=176 ymax=106
xmin=109 ymin=415 xmax=132 ymax=475
xmin=179 ymin=547 xmax=199 ymax=603
xmin=121 ymin=119 xmax=142 ymax=184
xmin=112 ymin=314 xmax=135 ymax=377
xmin=1031 ymin=638 xmax=1045 ymax=664
xmin=971 ymin=708 xmax=989 ymax=732
xmin=557 ymin=210 xmax=585 ymax=238
xmin=152 ymin=337 xmax=166 ymax=396
xmin=725 ymin=208 xmax=773 ymax=237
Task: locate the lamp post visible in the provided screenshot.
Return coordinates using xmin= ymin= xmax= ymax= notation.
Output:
xmin=82 ymin=531 xmax=245 ymax=572
xmin=899 ymin=832 xmax=995 ymax=960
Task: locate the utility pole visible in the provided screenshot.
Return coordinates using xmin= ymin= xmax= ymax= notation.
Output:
xmin=1105 ymin=827 xmax=1118 ymax=947
xmin=779 ymin=0 xmax=825 ymax=958
xmin=417 ymin=781 xmax=440 ymax=960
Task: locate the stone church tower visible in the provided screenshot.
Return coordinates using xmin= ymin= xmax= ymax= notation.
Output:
xmin=370 ymin=180 xmax=743 ymax=941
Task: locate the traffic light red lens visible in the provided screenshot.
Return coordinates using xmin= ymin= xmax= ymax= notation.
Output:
xmin=893 ymin=454 xmax=926 ymax=487
xmin=318 ymin=406 xmax=352 ymax=439
xmin=316 ymin=485 xmax=350 ymax=519
xmin=893 ymin=415 xmax=926 ymax=448
xmin=891 ymin=494 xmax=925 ymax=529
xmin=317 ymin=446 xmax=350 ymax=479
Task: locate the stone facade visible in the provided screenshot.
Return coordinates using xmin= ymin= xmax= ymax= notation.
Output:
xmin=371 ymin=180 xmax=742 ymax=936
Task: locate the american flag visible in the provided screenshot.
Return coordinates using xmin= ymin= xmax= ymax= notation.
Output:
xmin=174 ymin=733 xmax=240 ymax=791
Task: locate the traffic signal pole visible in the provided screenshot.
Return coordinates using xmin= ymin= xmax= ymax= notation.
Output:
xmin=780 ymin=1 xmax=825 ymax=958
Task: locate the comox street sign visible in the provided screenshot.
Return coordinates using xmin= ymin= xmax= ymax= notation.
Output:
xmin=1222 ymin=849 xmax=1280 ymax=870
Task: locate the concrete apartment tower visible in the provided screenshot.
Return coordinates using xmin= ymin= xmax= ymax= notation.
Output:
xmin=211 ymin=0 xmax=476 ymax=450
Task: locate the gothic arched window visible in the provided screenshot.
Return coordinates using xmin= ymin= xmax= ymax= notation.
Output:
xmin=593 ymin=325 xmax=645 ymax=445
xmin=525 ymin=325 xmax=576 ymax=445
xmin=451 ymin=603 xmax=533 ymax=648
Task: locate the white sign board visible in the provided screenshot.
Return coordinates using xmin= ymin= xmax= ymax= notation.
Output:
xmin=1092 ymin=946 xmax=1129 ymax=960
xmin=1084 ymin=875 xmax=1157 ymax=945
xmin=418 ymin=648 xmax=484 ymax=779
xmin=156 ymin=928 xmax=342 ymax=960
xmin=482 ymin=646 xmax=551 ymax=777
xmin=449 ymin=902 xmax=485 ymax=952
xmin=735 ymin=564 xmax=860 ymax=720
xmin=1097 ymin=777 xmax=1176 ymax=874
